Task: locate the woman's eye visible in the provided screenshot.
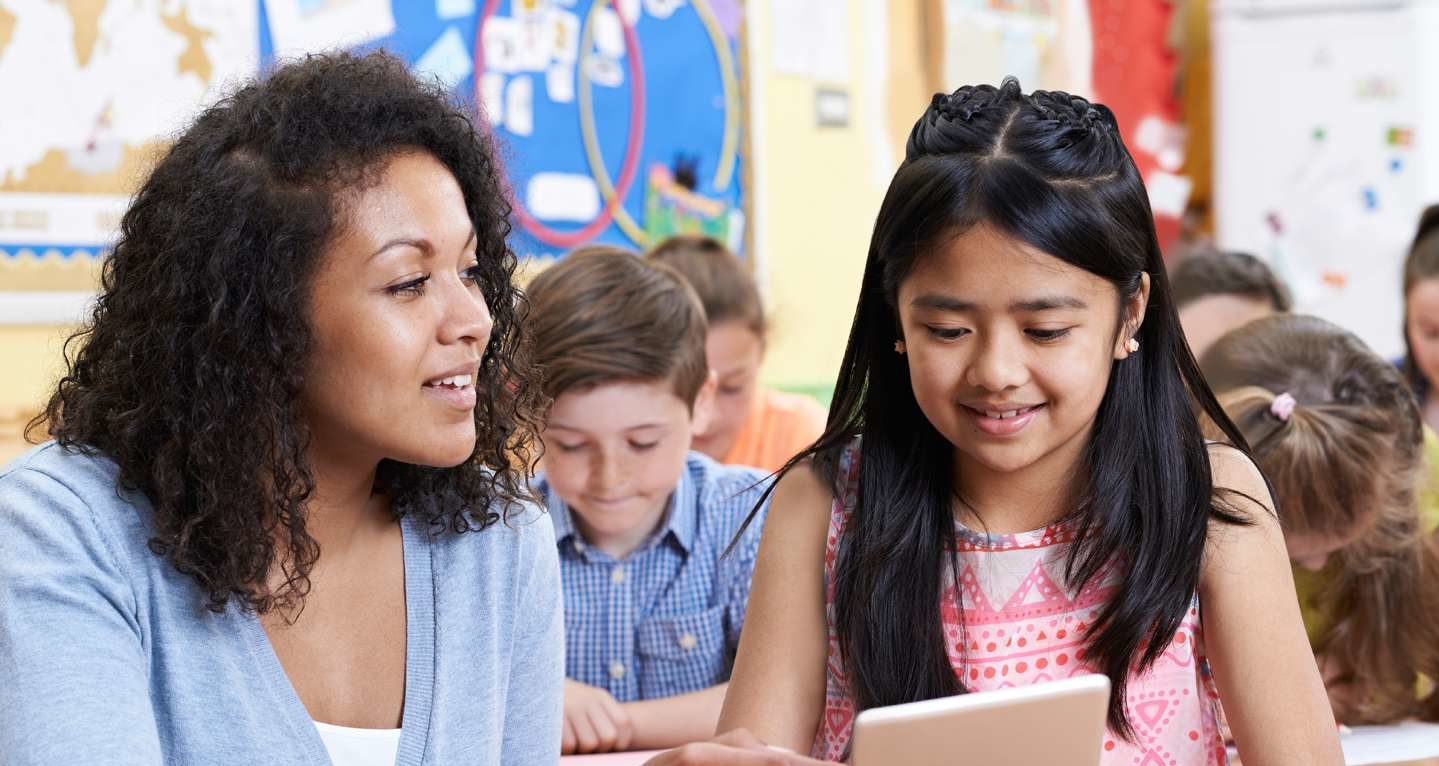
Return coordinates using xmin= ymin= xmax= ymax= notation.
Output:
xmin=719 ymin=385 xmax=744 ymax=396
xmin=926 ymin=326 xmax=968 ymax=341
xmin=554 ymin=442 xmax=584 ymax=453
xmin=461 ymin=263 xmax=483 ymax=285
xmin=1027 ymin=328 xmax=1072 ymax=342
xmin=629 ymin=441 xmax=659 ymax=451
xmin=387 ymin=275 xmax=430 ymax=296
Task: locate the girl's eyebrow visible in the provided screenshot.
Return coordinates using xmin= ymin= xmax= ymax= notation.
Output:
xmin=1011 ymin=295 xmax=1088 ymax=312
xmin=910 ymin=294 xmax=1088 ymax=312
xmin=911 ymin=294 xmax=975 ymax=311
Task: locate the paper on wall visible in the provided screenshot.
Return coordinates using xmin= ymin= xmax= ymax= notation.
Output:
xmin=413 ymin=26 xmax=473 ymax=92
xmin=265 ymin=0 xmax=395 ymax=58
xmin=771 ymin=0 xmax=847 ymax=82
xmin=546 ymin=63 xmax=575 ymax=103
xmin=593 ymin=6 xmax=625 ymax=59
xmin=480 ymin=72 xmax=505 ymax=124
xmin=482 ymin=16 xmax=520 ymax=73
xmin=1145 ymin=171 xmax=1193 ymax=218
xmin=585 ymin=55 xmax=623 ymax=88
xmin=436 ymin=0 xmax=476 ymax=20
xmin=516 ymin=13 xmax=555 ymax=71
xmin=644 ymin=0 xmax=685 ymax=19
xmin=526 ymin=172 xmax=601 ymax=222
xmin=553 ymin=10 xmax=581 ymax=63
xmin=505 ymin=75 xmax=534 ymax=136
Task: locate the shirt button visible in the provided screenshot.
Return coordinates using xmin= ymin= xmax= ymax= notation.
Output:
xmin=609 ymin=661 xmax=626 ymax=680
xmin=611 ymin=566 xmax=626 ymax=584
xmin=678 ymin=633 xmax=698 ymax=651
xmin=573 ymin=540 xmax=586 ymax=553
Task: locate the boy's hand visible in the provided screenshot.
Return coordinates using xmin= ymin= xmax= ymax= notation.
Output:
xmin=562 ymin=679 xmax=634 ymax=754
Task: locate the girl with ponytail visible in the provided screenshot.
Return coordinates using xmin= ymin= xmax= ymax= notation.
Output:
xmin=1403 ymin=204 xmax=1439 ymax=432
xmin=1203 ymin=314 xmax=1439 ymax=725
xmin=651 ymin=79 xmax=1340 ymax=765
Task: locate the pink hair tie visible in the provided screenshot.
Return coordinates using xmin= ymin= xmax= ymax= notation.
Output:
xmin=1270 ymin=392 xmax=1297 ymax=422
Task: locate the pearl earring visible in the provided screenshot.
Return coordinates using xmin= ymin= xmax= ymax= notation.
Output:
xmin=1126 ymin=338 xmax=1139 ymax=353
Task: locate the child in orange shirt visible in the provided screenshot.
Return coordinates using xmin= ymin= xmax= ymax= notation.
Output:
xmin=647 ymin=236 xmax=826 ymax=473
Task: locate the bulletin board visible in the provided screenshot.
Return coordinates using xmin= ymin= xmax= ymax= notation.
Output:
xmin=0 ymin=0 xmax=748 ymax=321
xmin=259 ymin=0 xmax=748 ymax=263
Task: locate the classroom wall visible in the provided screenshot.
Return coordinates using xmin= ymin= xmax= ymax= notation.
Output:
xmin=0 ymin=0 xmax=931 ymax=458
xmin=749 ymin=0 xmax=931 ymax=398
xmin=0 ymin=325 xmax=67 ymax=460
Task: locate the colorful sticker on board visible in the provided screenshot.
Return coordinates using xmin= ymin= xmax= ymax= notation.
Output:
xmin=1388 ymin=126 xmax=1414 ymax=147
xmin=645 ymin=161 xmax=731 ymax=243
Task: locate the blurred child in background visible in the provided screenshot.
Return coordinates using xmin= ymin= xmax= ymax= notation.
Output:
xmin=1402 ymin=206 xmax=1439 ymax=433
xmin=1170 ymin=249 xmax=1291 ymax=360
xmin=1203 ymin=314 xmax=1439 ymax=724
xmin=647 ymin=236 xmax=826 ymax=473
xmin=526 ymin=248 xmax=772 ymax=754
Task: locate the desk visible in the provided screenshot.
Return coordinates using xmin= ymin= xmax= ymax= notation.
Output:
xmin=564 ymin=723 xmax=1439 ymax=766
xmin=560 ymin=752 xmax=664 ymax=765
xmin=560 ymin=753 xmax=1438 ymax=766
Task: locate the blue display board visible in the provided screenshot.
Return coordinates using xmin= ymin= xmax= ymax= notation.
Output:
xmin=260 ymin=0 xmax=746 ymax=261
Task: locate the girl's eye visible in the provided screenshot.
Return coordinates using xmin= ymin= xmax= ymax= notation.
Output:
xmin=387 ymin=275 xmax=430 ymax=296
xmin=719 ymin=385 xmax=744 ymax=396
xmin=926 ymin=326 xmax=969 ymax=341
xmin=1027 ymin=328 xmax=1072 ymax=342
xmin=461 ymin=263 xmax=483 ymax=285
xmin=554 ymin=442 xmax=584 ymax=453
xmin=629 ymin=441 xmax=659 ymax=451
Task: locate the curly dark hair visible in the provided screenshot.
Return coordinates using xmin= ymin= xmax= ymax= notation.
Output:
xmin=27 ymin=52 xmax=547 ymax=614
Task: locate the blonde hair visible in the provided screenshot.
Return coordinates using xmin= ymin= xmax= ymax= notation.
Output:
xmin=1202 ymin=314 xmax=1439 ymax=722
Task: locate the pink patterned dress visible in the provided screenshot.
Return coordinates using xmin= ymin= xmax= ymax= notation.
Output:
xmin=812 ymin=442 xmax=1229 ymax=765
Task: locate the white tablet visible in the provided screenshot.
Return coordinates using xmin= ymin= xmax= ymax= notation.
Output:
xmin=851 ymin=673 xmax=1112 ymax=766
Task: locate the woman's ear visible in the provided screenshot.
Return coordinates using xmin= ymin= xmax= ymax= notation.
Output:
xmin=1114 ymin=272 xmax=1152 ymax=360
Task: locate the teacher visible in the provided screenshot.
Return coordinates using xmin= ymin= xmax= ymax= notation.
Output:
xmin=0 ymin=52 xmax=561 ymax=765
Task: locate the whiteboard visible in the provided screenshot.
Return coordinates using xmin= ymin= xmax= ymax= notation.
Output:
xmin=1211 ymin=0 xmax=1437 ymax=358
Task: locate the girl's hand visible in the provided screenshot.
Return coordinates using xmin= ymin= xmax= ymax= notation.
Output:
xmin=642 ymin=729 xmax=834 ymax=765
xmin=562 ymin=679 xmax=634 ymax=754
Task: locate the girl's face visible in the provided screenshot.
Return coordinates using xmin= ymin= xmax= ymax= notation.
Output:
xmin=302 ymin=150 xmax=494 ymax=471
xmin=1406 ymin=277 xmax=1439 ymax=392
xmin=895 ymin=223 xmax=1147 ymax=482
xmin=691 ymin=320 xmax=764 ymax=460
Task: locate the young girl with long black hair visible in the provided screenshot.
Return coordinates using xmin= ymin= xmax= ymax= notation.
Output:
xmin=652 ymin=79 xmax=1341 ymax=766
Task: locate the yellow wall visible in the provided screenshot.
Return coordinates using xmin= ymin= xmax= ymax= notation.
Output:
xmin=749 ymin=0 xmax=930 ymax=395
xmin=0 ymin=323 xmax=71 ymax=460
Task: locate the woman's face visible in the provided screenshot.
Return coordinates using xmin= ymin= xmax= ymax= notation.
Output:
xmin=1406 ymin=277 xmax=1439 ymax=393
xmin=302 ymin=150 xmax=493 ymax=470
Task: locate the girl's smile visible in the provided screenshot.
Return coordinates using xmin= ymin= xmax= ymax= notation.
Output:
xmin=961 ymin=401 xmax=1046 ymax=436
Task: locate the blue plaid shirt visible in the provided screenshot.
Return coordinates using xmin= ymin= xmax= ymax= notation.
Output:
xmin=534 ymin=452 xmax=772 ymax=702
